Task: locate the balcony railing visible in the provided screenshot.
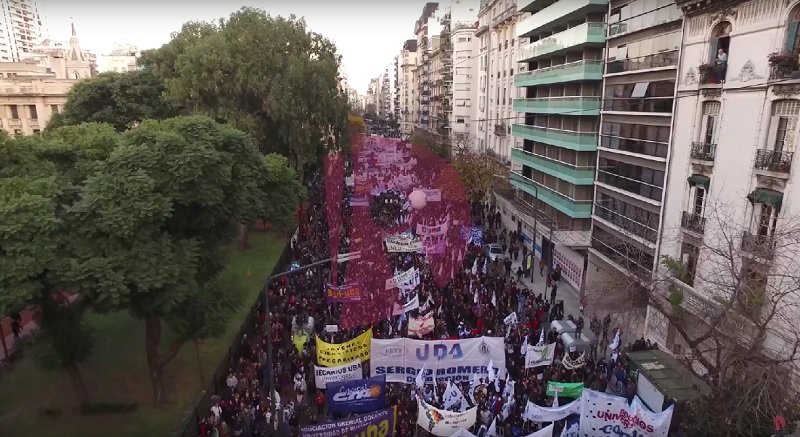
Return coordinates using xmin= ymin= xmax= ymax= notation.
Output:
xmin=741 ymin=231 xmax=776 ymax=259
xmin=492 ymin=5 xmax=517 ymax=28
xmin=681 ymin=211 xmax=705 ymax=234
xmin=754 ymin=149 xmax=793 ymax=174
xmin=699 ymin=64 xmax=726 ymax=85
xmin=690 ymin=142 xmax=716 ymax=162
xmin=494 ymin=123 xmax=507 ymax=136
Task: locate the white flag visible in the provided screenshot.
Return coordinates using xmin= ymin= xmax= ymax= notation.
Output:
xmin=487 ymin=360 xmax=497 ymax=383
xmin=520 ymin=335 xmax=529 ymax=354
xmin=415 ymin=364 xmax=427 ymax=389
xmin=482 ymin=258 xmax=488 ymax=274
xmin=491 ymin=291 xmax=497 ymax=307
xmin=609 ymin=329 xmax=621 ymax=350
xmin=503 ymin=374 xmax=515 ymax=399
xmin=538 ymin=328 xmax=545 ymax=346
xmin=552 ymin=392 xmax=559 ymax=408
xmin=473 ymin=285 xmax=479 ymax=304
xmin=486 ymin=417 xmax=499 ymax=437
xmin=471 ymin=258 xmax=478 ymax=275
xmin=443 ymin=380 xmax=466 ymax=410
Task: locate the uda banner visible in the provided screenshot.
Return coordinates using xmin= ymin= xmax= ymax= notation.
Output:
xmin=316 ymin=329 xmax=372 ymax=367
xmin=314 ymin=359 xmax=363 ymax=389
xmin=325 ymin=283 xmax=362 ymax=303
xmin=327 ymin=375 xmax=387 ymax=414
xmin=579 ymin=389 xmax=673 ymax=437
xmin=417 ymin=399 xmax=477 ymax=436
xmin=371 ymin=337 xmax=506 ymax=384
xmin=300 ymin=406 xmax=397 ymax=437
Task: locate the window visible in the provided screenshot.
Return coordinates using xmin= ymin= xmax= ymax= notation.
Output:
xmin=692 ymin=184 xmax=706 ymax=216
xmin=603 ymin=79 xmax=675 ymax=113
xmin=600 ymin=122 xmax=669 ymax=158
xmin=785 ymin=7 xmax=800 ymax=57
xmin=594 ymin=192 xmax=659 ymax=242
xmin=597 ymin=157 xmax=664 ymax=201
xmin=9 ymin=104 xmax=18 ymax=119
xmin=680 ymin=243 xmax=700 ymax=286
xmin=701 ymin=101 xmax=720 ymax=144
xmin=28 ymin=105 xmax=36 ymax=119
xmin=768 ymin=100 xmax=800 ymax=152
xmin=457 ymin=118 xmax=465 ymax=124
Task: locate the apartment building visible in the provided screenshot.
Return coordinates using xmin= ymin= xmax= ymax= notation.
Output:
xmin=501 ymin=0 xmax=608 ymax=292
xmin=585 ymin=1 xmax=682 ymax=296
xmin=394 ymin=55 xmax=401 ymax=122
xmin=98 ymin=43 xmax=139 ymax=73
xmin=644 ymin=0 xmax=800 ymax=370
xmin=0 ymin=0 xmax=45 ymax=62
xmin=476 ymin=0 xmax=523 ymax=162
xmin=379 ymin=67 xmax=392 ymax=119
xmin=366 ymin=77 xmax=379 ymax=116
xmin=414 ymin=2 xmax=441 ymax=131
xmin=450 ymin=22 xmax=480 ymax=140
xmin=0 ymin=60 xmax=79 ymax=135
xmin=430 ymin=35 xmax=444 ymax=132
xmin=398 ymin=39 xmax=418 ymax=135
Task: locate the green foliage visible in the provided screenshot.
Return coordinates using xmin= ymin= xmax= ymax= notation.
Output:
xmin=31 ymin=294 xmax=95 ymax=372
xmin=667 ymin=286 xmax=684 ymax=308
xmin=660 ymin=255 xmax=692 ymax=284
xmin=169 ymin=273 xmax=246 ymax=342
xmin=46 ymin=70 xmax=178 ymax=132
xmin=142 ymin=8 xmax=348 ymax=174
xmin=410 ymin=131 xmax=449 ymax=159
xmin=260 ymin=153 xmax=306 ymax=230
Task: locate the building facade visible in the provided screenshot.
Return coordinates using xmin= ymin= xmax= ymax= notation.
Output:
xmin=415 ymin=2 xmax=441 ymax=131
xmin=398 ymin=39 xmax=418 ymax=135
xmin=586 ymin=1 xmax=683 ymax=294
xmin=98 ymin=43 xmax=139 ymax=73
xmin=503 ymin=0 xmax=609 ymax=292
xmin=0 ymin=60 xmax=78 ymax=135
xmin=0 ymin=0 xmax=45 ymax=62
xmin=450 ymin=23 xmax=480 ymax=141
xmin=379 ymin=67 xmax=392 ymax=119
xmin=643 ymin=0 xmax=800 ymax=373
xmin=366 ymin=77 xmax=379 ymax=116
xmin=27 ymin=24 xmax=93 ymax=79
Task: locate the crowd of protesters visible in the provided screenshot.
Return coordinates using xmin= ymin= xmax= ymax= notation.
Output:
xmin=196 ymin=143 xmax=650 ymax=437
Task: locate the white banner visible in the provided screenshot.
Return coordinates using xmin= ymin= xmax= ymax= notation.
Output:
xmin=417 ymin=399 xmax=477 ymax=436
xmin=386 ymin=267 xmax=418 ymax=289
xmin=522 ymin=399 xmax=581 ymax=423
xmin=526 ymin=424 xmax=554 ymax=437
xmin=313 ymin=359 xmax=363 ymax=389
xmin=415 ymin=188 xmax=442 ymax=202
xmin=392 ymin=294 xmax=419 ymax=316
xmin=579 ymin=389 xmax=673 ymax=437
xmin=371 ymin=337 xmax=506 ymax=384
xmin=408 ymin=313 xmax=435 ymax=337
xmin=416 ymin=222 xmax=449 ymax=236
xmin=525 ymin=343 xmax=556 ymax=368
xmin=385 ymin=234 xmax=423 ymax=252
xmin=503 ymin=312 xmax=518 ymax=325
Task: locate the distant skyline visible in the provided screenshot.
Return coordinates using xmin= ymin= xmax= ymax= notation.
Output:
xmin=39 ymin=0 xmax=433 ymax=94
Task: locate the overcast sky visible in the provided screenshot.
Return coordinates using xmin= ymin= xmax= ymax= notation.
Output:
xmin=40 ymin=0 xmax=431 ymax=94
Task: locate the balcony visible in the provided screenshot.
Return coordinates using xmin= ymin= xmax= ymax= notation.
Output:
xmin=517 ymin=0 xmax=608 ymax=38
xmin=741 ymin=231 xmax=776 ymax=260
xmin=509 ymin=171 xmax=593 ymax=218
xmin=511 ymin=148 xmax=595 ymax=185
xmin=690 ymin=142 xmax=716 ymax=163
xmin=517 ymin=23 xmax=605 ymax=63
xmin=512 ymin=124 xmax=598 ymax=152
xmin=754 ymin=149 xmax=793 ymax=174
xmin=492 ymin=5 xmax=517 ymax=28
xmin=698 ymin=63 xmax=726 ymax=88
xmin=513 ymin=96 xmax=601 ymax=116
xmin=476 ymin=24 xmax=489 ymax=36
xmin=515 ymin=60 xmax=603 ymax=87
xmin=681 ymin=211 xmax=705 ymax=235
xmin=494 ymin=123 xmax=507 ymax=136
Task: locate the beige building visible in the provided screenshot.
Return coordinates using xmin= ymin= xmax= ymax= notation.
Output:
xmin=98 ymin=43 xmax=139 ymax=73
xmin=0 ymin=61 xmax=79 ymax=135
xmin=397 ymin=39 xmax=418 ymax=135
xmin=26 ymin=24 xmax=94 ymax=79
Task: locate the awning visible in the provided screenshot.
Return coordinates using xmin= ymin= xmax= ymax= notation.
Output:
xmin=747 ymin=188 xmax=783 ymax=210
xmin=687 ymin=175 xmax=710 ymax=189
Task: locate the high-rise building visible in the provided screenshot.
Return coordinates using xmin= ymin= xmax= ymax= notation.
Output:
xmin=476 ymin=0 xmax=523 ymax=163
xmin=586 ymin=0 xmax=682 ymax=302
xmin=366 ymin=77 xmax=379 ymax=116
xmin=646 ymin=0 xmax=800 ymax=366
xmin=414 ymin=2 xmax=441 ymax=132
xmin=0 ymin=0 xmax=46 ymax=62
xmin=397 ymin=40 xmax=418 ymax=135
xmin=504 ymin=0 xmax=609 ymax=291
xmin=379 ymin=67 xmax=392 ymax=119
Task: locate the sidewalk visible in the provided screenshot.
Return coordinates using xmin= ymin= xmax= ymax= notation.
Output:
xmin=0 ymin=291 xmax=78 ymax=361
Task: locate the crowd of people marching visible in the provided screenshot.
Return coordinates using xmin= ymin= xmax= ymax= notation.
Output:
xmin=196 ymin=141 xmax=646 ymax=437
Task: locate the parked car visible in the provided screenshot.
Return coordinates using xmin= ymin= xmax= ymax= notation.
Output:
xmin=484 ymin=243 xmax=506 ymax=261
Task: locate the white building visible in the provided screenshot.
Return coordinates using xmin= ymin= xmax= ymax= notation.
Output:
xmin=645 ymin=0 xmax=800 ymax=376
xmin=0 ymin=0 xmax=46 ymax=62
xmin=379 ymin=67 xmax=392 ymax=119
xmin=397 ymin=40 xmax=418 ymax=135
xmin=98 ymin=43 xmax=139 ymax=73
xmin=450 ymin=24 xmax=479 ymax=141
xmin=476 ymin=0 xmax=523 ymax=160
xmin=415 ymin=2 xmax=443 ymax=131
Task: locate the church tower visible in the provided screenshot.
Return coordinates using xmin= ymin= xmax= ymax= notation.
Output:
xmin=65 ymin=22 xmax=91 ymax=79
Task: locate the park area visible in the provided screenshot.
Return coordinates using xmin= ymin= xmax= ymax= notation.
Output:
xmin=0 ymin=232 xmax=285 ymax=437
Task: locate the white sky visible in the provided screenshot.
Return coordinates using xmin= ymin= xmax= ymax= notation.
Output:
xmin=39 ymin=0 xmax=431 ymax=94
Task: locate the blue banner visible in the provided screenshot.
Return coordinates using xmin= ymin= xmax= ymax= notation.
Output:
xmin=326 ymin=375 xmax=386 ymax=414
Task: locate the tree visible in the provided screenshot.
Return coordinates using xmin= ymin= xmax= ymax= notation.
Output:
xmin=45 ymin=70 xmax=178 ymax=132
xmin=141 ymin=8 xmax=348 ymax=179
xmin=65 ymin=116 xmax=270 ymax=405
xmin=451 ymin=132 xmax=476 ymax=155
xmin=410 ymin=130 xmax=449 ymax=159
xmin=0 ymin=123 xmax=119 ymax=405
xmin=586 ymin=200 xmax=800 ymax=436
xmin=449 ymin=150 xmax=497 ymax=205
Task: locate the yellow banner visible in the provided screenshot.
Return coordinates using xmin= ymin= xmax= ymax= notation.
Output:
xmin=316 ymin=329 xmax=373 ymax=367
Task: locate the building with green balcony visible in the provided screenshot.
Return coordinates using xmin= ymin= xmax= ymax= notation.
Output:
xmin=501 ymin=0 xmax=607 ymax=275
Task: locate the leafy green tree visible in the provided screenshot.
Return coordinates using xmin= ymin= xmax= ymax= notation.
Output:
xmin=141 ymin=7 xmax=348 ymax=179
xmin=66 ymin=116 xmax=271 ymax=405
xmin=45 ymin=70 xmax=178 ymax=132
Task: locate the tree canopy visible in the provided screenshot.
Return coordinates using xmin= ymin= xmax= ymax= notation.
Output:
xmin=46 ymin=70 xmax=178 ymax=132
xmin=449 ymin=150 xmax=497 ymax=205
xmin=0 ymin=116 xmax=305 ymax=405
xmin=140 ymin=7 xmax=349 ymax=178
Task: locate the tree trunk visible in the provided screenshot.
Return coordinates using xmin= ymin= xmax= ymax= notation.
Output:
xmin=193 ymin=338 xmax=205 ymax=385
xmin=65 ymin=362 xmax=90 ymax=406
xmin=144 ymin=316 xmax=185 ymax=406
xmin=238 ymin=223 xmax=251 ymax=251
